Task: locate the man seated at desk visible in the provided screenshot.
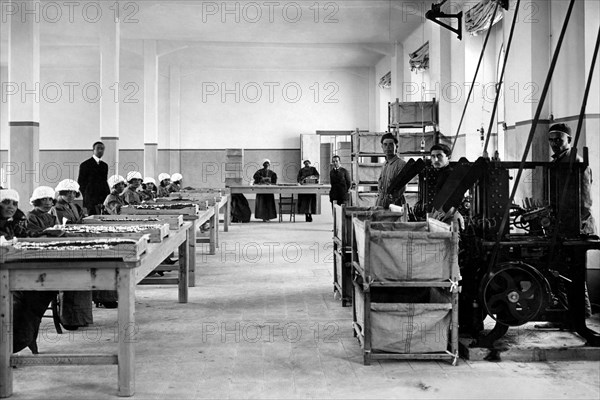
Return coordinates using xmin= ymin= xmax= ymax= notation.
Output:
xmin=253 ymin=159 xmax=277 ymax=221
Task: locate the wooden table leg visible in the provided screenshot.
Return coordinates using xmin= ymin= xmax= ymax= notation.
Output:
xmin=224 ymin=197 xmax=230 ymax=232
xmin=0 ymin=270 xmax=13 ymax=398
xmin=117 ymin=268 xmax=136 ymax=397
xmin=214 ymin=203 xmax=220 ymax=249
xmin=209 ymin=213 xmax=216 ymax=256
xmin=178 ymin=230 xmax=189 ymax=303
xmin=188 ymin=220 xmax=197 ymax=287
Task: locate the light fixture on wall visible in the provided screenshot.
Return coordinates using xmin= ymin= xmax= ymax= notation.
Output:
xmin=425 ymin=0 xmax=463 ymax=40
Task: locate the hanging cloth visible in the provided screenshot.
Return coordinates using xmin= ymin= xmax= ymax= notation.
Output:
xmin=378 ymin=71 xmax=391 ymax=89
xmin=465 ymin=0 xmax=504 ymax=35
xmin=409 ymin=41 xmax=429 ymax=72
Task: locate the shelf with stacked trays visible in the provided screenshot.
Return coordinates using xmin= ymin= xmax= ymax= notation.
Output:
xmin=350 ymin=129 xmax=386 ymax=207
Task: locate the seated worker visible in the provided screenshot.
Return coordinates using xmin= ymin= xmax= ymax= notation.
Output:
xmin=253 ymin=159 xmax=277 ymax=221
xmin=140 ymin=177 xmax=158 ymax=201
xmin=1 ymin=189 xmax=57 ymax=354
xmin=27 ymin=186 xmax=60 ymax=236
xmin=157 ymin=173 xmax=171 ymax=197
xmin=122 ymin=171 xmax=143 ymax=205
xmin=104 ymin=175 xmax=126 ymax=215
xmin=376 ymin=133 xmax=407 ymax=208
xmin=168 ymin=173 xmax=183 ymax=193
xmin=297 ymin=160 xmax=320 ymax=222
xmin=52 ymin=179 xmax=92 ymax=330
xmin=54 ymin=179 xmax=85 ymax=224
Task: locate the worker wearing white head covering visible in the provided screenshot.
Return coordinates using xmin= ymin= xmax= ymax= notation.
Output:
xmin=0 ymin=189 xmax=27 ymax=238
xmin=140 ymin=177 xmax=158 ymax=202
xmin=122 ymin=171 xmax=143 ymax=205
xmin=27 ymin=186 xmax=60 ymax=237
xmin=8 ymin=184 xmax=59 ymax=352
xmin=252 ymin=159 xmax=278 ymax=221
xmin=157 ymin=173 xmax=171 ymax=198
xmin=103 ymin=175 xmax=127 ymax=215
xmin=53 ymin=181 xmax=94 ymax=330
xmin=0 ymin=188 xmax=20 ymax=203
xmin=54 ymin=180 xmax=84 ymax=223
xmin=168 ymin=173 xmax=183 ymax=194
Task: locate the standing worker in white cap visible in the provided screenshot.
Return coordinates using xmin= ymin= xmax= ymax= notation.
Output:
xmin=253 ymin=159 xmax=277 ymax=221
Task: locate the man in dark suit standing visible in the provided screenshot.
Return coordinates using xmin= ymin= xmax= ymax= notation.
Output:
xmin=77 ymin=142 xmax=110 ymax=215
xmin=329 ymin=155 xmax=351 ymax=208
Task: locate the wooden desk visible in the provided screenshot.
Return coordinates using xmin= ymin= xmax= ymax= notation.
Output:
xmin=228 ymin=184 xmax=331 ymax=196
xmin=0 ymin=222 xmax=191 ymax=398
xmin=120 ymin=204 xmax=218 ymax=286
xmin=228 ymin=184 xmax=331 ymax=215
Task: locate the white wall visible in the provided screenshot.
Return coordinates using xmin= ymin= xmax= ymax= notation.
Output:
xmin=177 ymin=68 xmax=370 ymax=149
xmin=375 ymin=56 xmax=391 ymax=132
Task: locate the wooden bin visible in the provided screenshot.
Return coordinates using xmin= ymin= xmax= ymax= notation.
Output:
xmin=351 ymin=218 xmax=460 ymax=365
xmin=333 ymin=205 xmax=404 ymax=307
xmin=121 ymin=204 xmax=198 ymax=216
xmin=83 ymin=214 xmax=184 ymax=230
xmin=0 ymin=236 xmax=149 ymax=263
xmin=352 ymin=132 xmax=384 ymax=154
xmin=51 ymin=223 xmax=170 ymax=243
xmin=353 ymin=218 xmax=455 ymax=282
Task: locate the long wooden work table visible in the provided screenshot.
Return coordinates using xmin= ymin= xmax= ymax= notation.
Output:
xmin=228 ymin=184 xmax=331 ymax=196
xmin=0 ymin=221 xmax=192 ymax=398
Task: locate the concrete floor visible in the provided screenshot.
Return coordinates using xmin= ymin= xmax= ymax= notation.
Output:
xmin=12 ymin=204 xmax=600 ymax=399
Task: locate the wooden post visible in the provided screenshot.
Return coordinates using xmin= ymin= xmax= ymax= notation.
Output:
xmin=214 ymin=202 xmax=220 ymax=248
xmin=209 ymin=211 xmax=217 ymax=256
xmin=363 ymin=221 xmax=372 ymax=366
xmin=178 ymin=229 xmax=189 ymax=303
xmin=188 ymin=220 xmax=197 ymax=287
xmin=117 ymin=267 xmax=136 ymax=397
xmin=224 ymin=196 xmax=230 ymax=232
xmin=0 ymin=270 xmax=13 ymax=398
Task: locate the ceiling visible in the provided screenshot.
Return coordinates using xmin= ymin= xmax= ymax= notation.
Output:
xmin=1 ymin=0 xmax=434 ymax=70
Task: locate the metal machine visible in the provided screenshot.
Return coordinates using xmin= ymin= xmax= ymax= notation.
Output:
xmin=404 ymin=154 xmax=600 ymax=348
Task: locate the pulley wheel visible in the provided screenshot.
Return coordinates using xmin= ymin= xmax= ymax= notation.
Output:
xmin=481 ymin=262 xmax=547 ymax=326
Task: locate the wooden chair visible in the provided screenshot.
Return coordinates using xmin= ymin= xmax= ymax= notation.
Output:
xmin=278 ymin=194 xmax=296 ymax=222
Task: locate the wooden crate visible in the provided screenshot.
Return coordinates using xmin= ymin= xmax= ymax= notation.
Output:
xmin=169 ymin=193 xmax=222 ymax=205
xmin=353 ymin=132 xmax=384 ymax=154
xmin=0 ymin=236 xmax=148 ymax=262
xmin=83 ymin=215 xmax=184 ymax=230
xmin=121 ymin=204 xmax=198 ymax=216
xmin=50 ymin=224 xmax=169 ymax=243
xmin=356 ymin=163 xmax=382 ymax=183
